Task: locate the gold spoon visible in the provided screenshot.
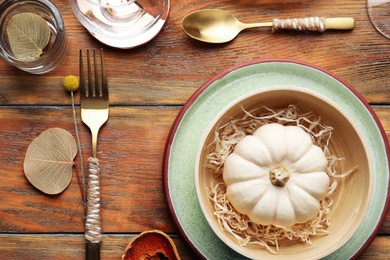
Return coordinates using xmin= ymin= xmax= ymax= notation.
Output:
xmin=182 ymin=9 xmax=355 ymax=43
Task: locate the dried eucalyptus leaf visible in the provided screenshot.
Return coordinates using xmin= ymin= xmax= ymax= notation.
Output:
xmin=23 ymin=128 xmax=77 ymax=195
xmin=7 ymin=12 xmax=51 ymax=60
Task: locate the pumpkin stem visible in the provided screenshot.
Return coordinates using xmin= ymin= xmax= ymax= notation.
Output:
xmin=269 ymin=166 xmax=291 ymax=187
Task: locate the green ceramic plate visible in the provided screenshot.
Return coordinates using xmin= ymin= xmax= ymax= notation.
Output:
xmin=163 ymin=60 xmax=390 ymax=259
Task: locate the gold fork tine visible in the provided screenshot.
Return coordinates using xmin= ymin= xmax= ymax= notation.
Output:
xmin=79 ymin=50 xmax=85 ymax=97
xmin=93 ymin=49 xmax=99 ymax=97
xmin=101 ymin=51 xmax=108 ymax=98
xmin=87 ymin=49 xmax=93 ymax=98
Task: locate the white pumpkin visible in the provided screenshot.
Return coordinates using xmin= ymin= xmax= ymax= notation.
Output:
xmin=223 ymin=123 xmax=330 ymax=227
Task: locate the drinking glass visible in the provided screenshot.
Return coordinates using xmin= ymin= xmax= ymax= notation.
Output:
xmin=70 ymin=0 xmax=170 ymax=49
xmin=368 ymin=0 xmax=390 ymax=38
xmin=0 ymin=0 xmax=67 ymax=74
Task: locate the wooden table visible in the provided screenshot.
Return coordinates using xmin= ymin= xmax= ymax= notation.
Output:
xmin=0 ymin=0 xmax=389 ymax=259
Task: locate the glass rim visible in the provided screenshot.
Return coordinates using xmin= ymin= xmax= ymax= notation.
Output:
xmin=86 ymin=0 xmax=137 ymax=8
xmin=70 ymin=0 xmax=169 ymax=41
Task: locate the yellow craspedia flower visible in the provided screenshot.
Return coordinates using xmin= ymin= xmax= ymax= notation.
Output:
xmin=64 ymin=75 xmax=79 ymax=92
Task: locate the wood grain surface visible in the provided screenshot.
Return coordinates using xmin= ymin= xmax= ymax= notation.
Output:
xmin=0 ymin=0 xmax=389 ymax=259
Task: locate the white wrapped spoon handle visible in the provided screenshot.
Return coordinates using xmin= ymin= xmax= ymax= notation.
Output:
xmin=272 ymin=17 xmax=355 ymax=32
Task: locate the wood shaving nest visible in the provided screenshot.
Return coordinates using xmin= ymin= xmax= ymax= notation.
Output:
xmin=206 ymin=105 xmax=356 ymax=254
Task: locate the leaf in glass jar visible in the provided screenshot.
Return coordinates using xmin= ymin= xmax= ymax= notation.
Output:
xmin=23 ymin=128 xmax=77 ymax=195
xmin=7 ymin=12 xmax=51 ymax=60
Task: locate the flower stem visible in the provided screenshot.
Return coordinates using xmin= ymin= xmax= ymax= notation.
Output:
xmin=71 ymin=91 xmax=86 ymax=213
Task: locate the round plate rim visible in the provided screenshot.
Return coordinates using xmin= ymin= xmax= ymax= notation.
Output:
xmin=162 ymin=59 xmax=390 ymax=259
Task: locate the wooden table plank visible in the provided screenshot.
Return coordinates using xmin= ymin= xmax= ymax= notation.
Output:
xmin=0 ymin=234 xmax=195 ymax=260
xmin=0 ymin=234 xmax=389 ymax=259
xmin=1 ymin=106 xmax=389 ymax=232
xmin=0 ymin=0 xmax=389 ymax=106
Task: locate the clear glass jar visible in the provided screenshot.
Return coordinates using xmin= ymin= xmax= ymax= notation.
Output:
xmin=0 ymin=0 xmax=67 ymax=74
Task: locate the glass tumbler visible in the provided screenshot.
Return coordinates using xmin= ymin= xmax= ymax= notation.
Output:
xmin=69 ymin=0 xmax=170 ymax=48
xmin=368 ymin=0 xmax=390 ymax=39
xmin=0 ymin=0 xmax=67 ymax=74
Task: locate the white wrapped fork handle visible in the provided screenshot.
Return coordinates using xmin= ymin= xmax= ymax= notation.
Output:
xmin=85 ymin=157 xmax=101 ymax=243
xmin=85 ymin=157 xmax=101 ymax=259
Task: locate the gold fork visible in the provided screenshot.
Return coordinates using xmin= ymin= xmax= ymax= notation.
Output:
xmin=79 ymin=49 xmax=109 ymax=260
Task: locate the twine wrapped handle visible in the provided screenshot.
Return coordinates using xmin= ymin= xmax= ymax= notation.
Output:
xmin=273 ymin=17 xmax=326 ymax=32
xmin=85 ymin=157 xmax=101 ymax=260
xmin=272 ymin=17 xmax=355 ymax=32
